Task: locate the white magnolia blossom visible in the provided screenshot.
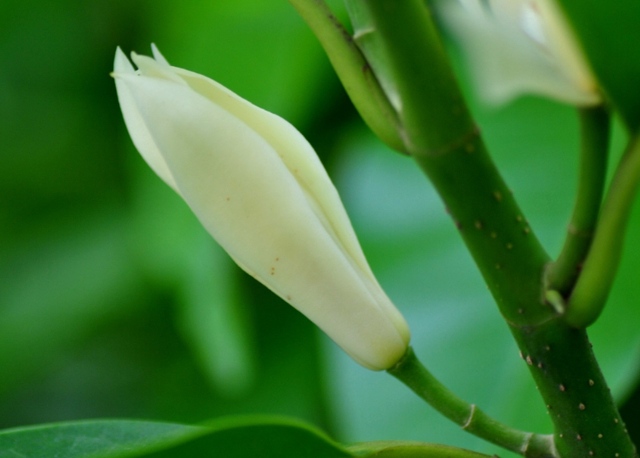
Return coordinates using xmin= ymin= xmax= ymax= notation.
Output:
xmin=439 ymin=0 xmax=600 ymax=106
xmin=112 ymin=45 xmax=410 ymax=370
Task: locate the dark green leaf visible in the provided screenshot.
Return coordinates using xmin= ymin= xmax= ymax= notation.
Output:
xmin=0 ymin=417 xmax=353 ymax=458
xmin=141 ymin=417 xmax=353 ymax=458
xmin=555 ymin=0 xmax=640 ymax=131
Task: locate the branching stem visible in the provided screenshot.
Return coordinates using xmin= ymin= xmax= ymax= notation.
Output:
xmin=546 ymin=106 xmax=610 ymax=296
xmin=351 ymin=1 xmax=637 ymax=456
xmin=566 ymin=133 xmax=640 ymax=328
xmin=388 ymin=348 xmax=556 ymax=458
xmin=286 ymin=0 xmax=405 ymax=152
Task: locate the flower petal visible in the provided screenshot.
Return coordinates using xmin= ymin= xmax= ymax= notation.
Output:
xmin=129 ymin=51 xmax=410 ymax=348
xmin=439 ymin=0 xmax=600 ymax=106
xmin=118 ymin=69 xmax=409 ymax=369
xmin=173 ymin=66 xmax=376 ymax=277
xmin=113 ymin=49 xmax=180 ymax=192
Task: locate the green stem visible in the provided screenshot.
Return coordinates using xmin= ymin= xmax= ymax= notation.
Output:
xmin=546 ymin=106 xmax=610 ymax=296
xmin=512 ymin=318 xmax=635 ymax=458
xmin=353 ymin=1 xmax=637 ymax=456
xmin=342 ymin=0 xmax=401 ymax=118
xmin=357 ymin=0 xmax=474 ymax=155
xmin=388 ymin=348 xmax=556 ymax=458
xmin=566 ymin=134 xmax=640 ymax=328
xmin=360 ymin=0 xmax=552 ymax=325
xmin=286 ymin=0 xmax=406 ymax=153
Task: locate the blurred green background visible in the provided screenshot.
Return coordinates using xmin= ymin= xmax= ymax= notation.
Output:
xmin=1 ymin=0 xmax=640 ymax=457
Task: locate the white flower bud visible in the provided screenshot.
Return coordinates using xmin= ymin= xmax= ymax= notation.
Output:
xmin=112 ymin=45 xmax=410 ymax=370
xmin=439 ymin=0 xmax=601 ymax=106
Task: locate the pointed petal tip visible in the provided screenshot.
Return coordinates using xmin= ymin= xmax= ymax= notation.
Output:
xmin=129 ymin=52 xmax=150 ymax=72
xmin=131 ymin=50 xmax=187 ymax=85
xmin=151 ymin=43 xmax=170 ymax=66
xmin=114 ymin=46 xmax=135 ymax=74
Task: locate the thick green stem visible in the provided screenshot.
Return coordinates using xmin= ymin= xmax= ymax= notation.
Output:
xmin=566 ymin=134 xmax=640 ymax=328
xmin=359 ymin=0 xmax=550 ymax=324
xmin=546 ymin=107 xmax=610 ymax=296
xmin=412 ymin=131 xmax=636 ymax=458
xmin=286 ymin=0 xmax=405 ymax=153
xmin=512 ymin=318 xmax=635 ymax=458
xmin=355 ymin=0 xmax=474 ymax=155
xmin=388 ymin=348 xmax=556 ymax=458
xmin=355 ymin=0 xmax=637 ymax=456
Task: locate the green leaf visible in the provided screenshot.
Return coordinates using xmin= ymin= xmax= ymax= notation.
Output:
xmin=0 ymin=417 xmax=353 ymax=458
xmin=141 ymin=417 xmax=353 ymax=458
xmin=554 ymin=0 xmax=640 ymax=131
xmin=0 ymin=420 xmax=201 ymax=458
xmin=349 ymin=441 xmax=493 ymax=458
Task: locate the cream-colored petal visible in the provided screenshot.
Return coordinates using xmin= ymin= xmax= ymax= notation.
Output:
xmin=134 ymin=51 xmax=408 ymax=341
xmin=171 ymin=66 xmax=375 ymax=276
xmin=120 ymin=73 xmax=408 ymax=369
xmin=151 ymin=43 xmax=170 ymax=67
xmin=131 ymin=52 xmax=187 ymax=86
xmin=534 ymin=0 xmax=600 ymax=100
xmin=113 ymin=49 xmax=180 ymax=192
xmin=439 ymin=0 xmax=600 ymax=106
